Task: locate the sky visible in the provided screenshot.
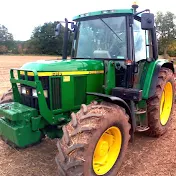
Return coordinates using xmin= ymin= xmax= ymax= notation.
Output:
xmin=0 ymin=0 xmax=176 ymax=41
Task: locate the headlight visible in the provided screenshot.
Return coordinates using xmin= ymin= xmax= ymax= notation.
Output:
xmin=43 ymin=90 xmax=48 ymax=98
xmin=21 ymin=87 xmax=26 ymax=94
xmin=32 ymin=89 xmax=48 ymax=98
xmin=32 ymin=89 xmax=38 ymax=97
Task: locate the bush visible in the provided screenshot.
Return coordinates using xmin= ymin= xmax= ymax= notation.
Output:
xmin=0 ymin=45 xmax=8 ymax=54
xmin=168 ymin=50 xmax=176 ymax=57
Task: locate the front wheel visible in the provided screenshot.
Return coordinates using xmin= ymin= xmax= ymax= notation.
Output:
xmin=55 ymin=102 xmax=131 ymax=176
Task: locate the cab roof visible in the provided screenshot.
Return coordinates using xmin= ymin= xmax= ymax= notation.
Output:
xmin=73 ymin=9 xmax=134 ymax=21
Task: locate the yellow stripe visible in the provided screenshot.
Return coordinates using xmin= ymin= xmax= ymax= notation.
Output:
xmin=20 ymin=70 xmax=104 ymax=76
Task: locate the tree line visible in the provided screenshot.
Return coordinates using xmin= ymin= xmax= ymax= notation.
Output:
xmin=0 ymin=11 xmax=176 ymax=57
xmin=0 ymin=22 xmax=72 ymax=56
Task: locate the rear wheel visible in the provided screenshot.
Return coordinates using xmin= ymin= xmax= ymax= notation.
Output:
xmin=146 ymin=68 xmax=174 ymax=137
xmin=55 ymin=102 xmax=131 ymax=176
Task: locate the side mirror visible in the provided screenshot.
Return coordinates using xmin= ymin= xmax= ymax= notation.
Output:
xmin=70 ymin=22 xmax=78 ymax=40
xmin=141 ymin=13 xmax=154 ymax=30
xmin=55 ymin=23 xmax=61 ymax=36
xmin=71 ymin=22 xmax=75 ymax=31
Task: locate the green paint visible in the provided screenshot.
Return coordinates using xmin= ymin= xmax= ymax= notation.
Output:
xmin=11 ymin=69 xmax=55 ymax=125
xmin=11 ymin=78 xmax=36 ymax=87
xmin=134 ymin=59 xmax=172 ymax=126
xmin=61 ymin=75 xmax=75 ymax=110
xmin=141 ymin=61 xmax=156 ymax=99
xmin=0 ymin=119 xmax=41 ymax=148
xmin=31 ymin=116 xmax=45 ymax=131
xmin=73 ymin=9 xmax=134 ymax=21
xmin=10 ymin=70 xmax=21 ymax=103
xmin=0 ymin=102 xmax=41 ymax=148
xmin=86 ymin=74 xmax=104 ymax=102
xmin=133 ymin=61 xmax=146 ymax=89
xmin=0 ymin=59 xmax=105 ymax=147
xmin=36 ymin=80 xmax=55 ymax=124
xmin=104 ymin=61 xmax=116 ymax=94
xmin=0 ymin=103 xmax=38 ymax=121
xmin=21 ymin=59 xmax=104 ymax=72
xmin=141 ymin=59 xmax=169 ymax=99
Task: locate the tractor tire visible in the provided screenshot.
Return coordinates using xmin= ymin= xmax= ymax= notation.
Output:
xmin=146 ymin=68 xmax=175 ymax=137
xmin=0 ymin=88 xmax=13 ymax=104
xmin=55 ymin=101 xmax=131 ymax=176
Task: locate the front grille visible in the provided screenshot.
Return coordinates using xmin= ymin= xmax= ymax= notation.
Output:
xmin=50 ymin=77 xmax=61 ymax=110
xmin=20 ymin=75 xmax=49 ymax=89
xmin=20 ymin=75 xmax=50 ymax=110
xmin=21 ymin=94 xmax=39 ymax=109
xmin=74 ymin=76 xmax=86 ymax=106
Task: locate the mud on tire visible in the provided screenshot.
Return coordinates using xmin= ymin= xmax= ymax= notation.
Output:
xmin=55 ymin=101 xmax=131 ymax=176
xmin=0 ymin=88 xmax=13 ymax=104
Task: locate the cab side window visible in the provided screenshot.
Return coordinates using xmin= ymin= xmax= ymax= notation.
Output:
xmin=133 ymin=20 xmax=152 ymax=62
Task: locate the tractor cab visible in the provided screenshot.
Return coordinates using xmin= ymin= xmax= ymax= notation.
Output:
xmin=56 ymin=3 xmax=157 ymax=89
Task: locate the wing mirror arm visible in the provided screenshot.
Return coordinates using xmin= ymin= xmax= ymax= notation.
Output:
xmin=55 ymin=19 xmax=77 ymax=60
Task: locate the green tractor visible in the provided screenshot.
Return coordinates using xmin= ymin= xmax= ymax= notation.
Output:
xmin=0 ymin=3 xmax=175 ymax=176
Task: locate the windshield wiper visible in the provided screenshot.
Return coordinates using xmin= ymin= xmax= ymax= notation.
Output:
xmin=100 ymin=18 xmax=122 ymax=41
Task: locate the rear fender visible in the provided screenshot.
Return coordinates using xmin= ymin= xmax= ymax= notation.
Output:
xmin=149 ymin=61 xmax=174 ymax=98
xmin=86 ymin=92 xmax=135 ymax=134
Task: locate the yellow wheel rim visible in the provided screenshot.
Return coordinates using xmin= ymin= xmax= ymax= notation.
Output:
xmin=93 ymin=126 xmax=122 ymax=175
xmin=160 ymin=82 xmax=173 ymax=126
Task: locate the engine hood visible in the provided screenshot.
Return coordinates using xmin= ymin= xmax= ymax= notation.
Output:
xmin=20 ymin=59 xmax=104 ymax=72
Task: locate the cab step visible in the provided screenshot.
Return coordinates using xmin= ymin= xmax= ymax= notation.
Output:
xmin=135 ymin=110 xmax=146 ymax=115
xmin=136 ymin=126 xmax=149 ymax=132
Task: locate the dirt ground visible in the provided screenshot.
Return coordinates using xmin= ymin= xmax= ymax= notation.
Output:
xmin=0 ymin=56 xmax=176 ymax=176
xmin=0 ymin=106 xmax=176 ymax=176
xmin=0 ymin=55 xmax=59 ymax=96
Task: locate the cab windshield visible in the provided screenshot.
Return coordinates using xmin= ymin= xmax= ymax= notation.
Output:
xmin=74 ymin=16 xmax=127 ymax=59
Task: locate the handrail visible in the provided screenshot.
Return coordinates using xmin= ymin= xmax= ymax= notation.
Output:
xmin=10 ymin=68 xmax=39 ymax=81
xmin=9 ymin=68 xmax=56 ymax=125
